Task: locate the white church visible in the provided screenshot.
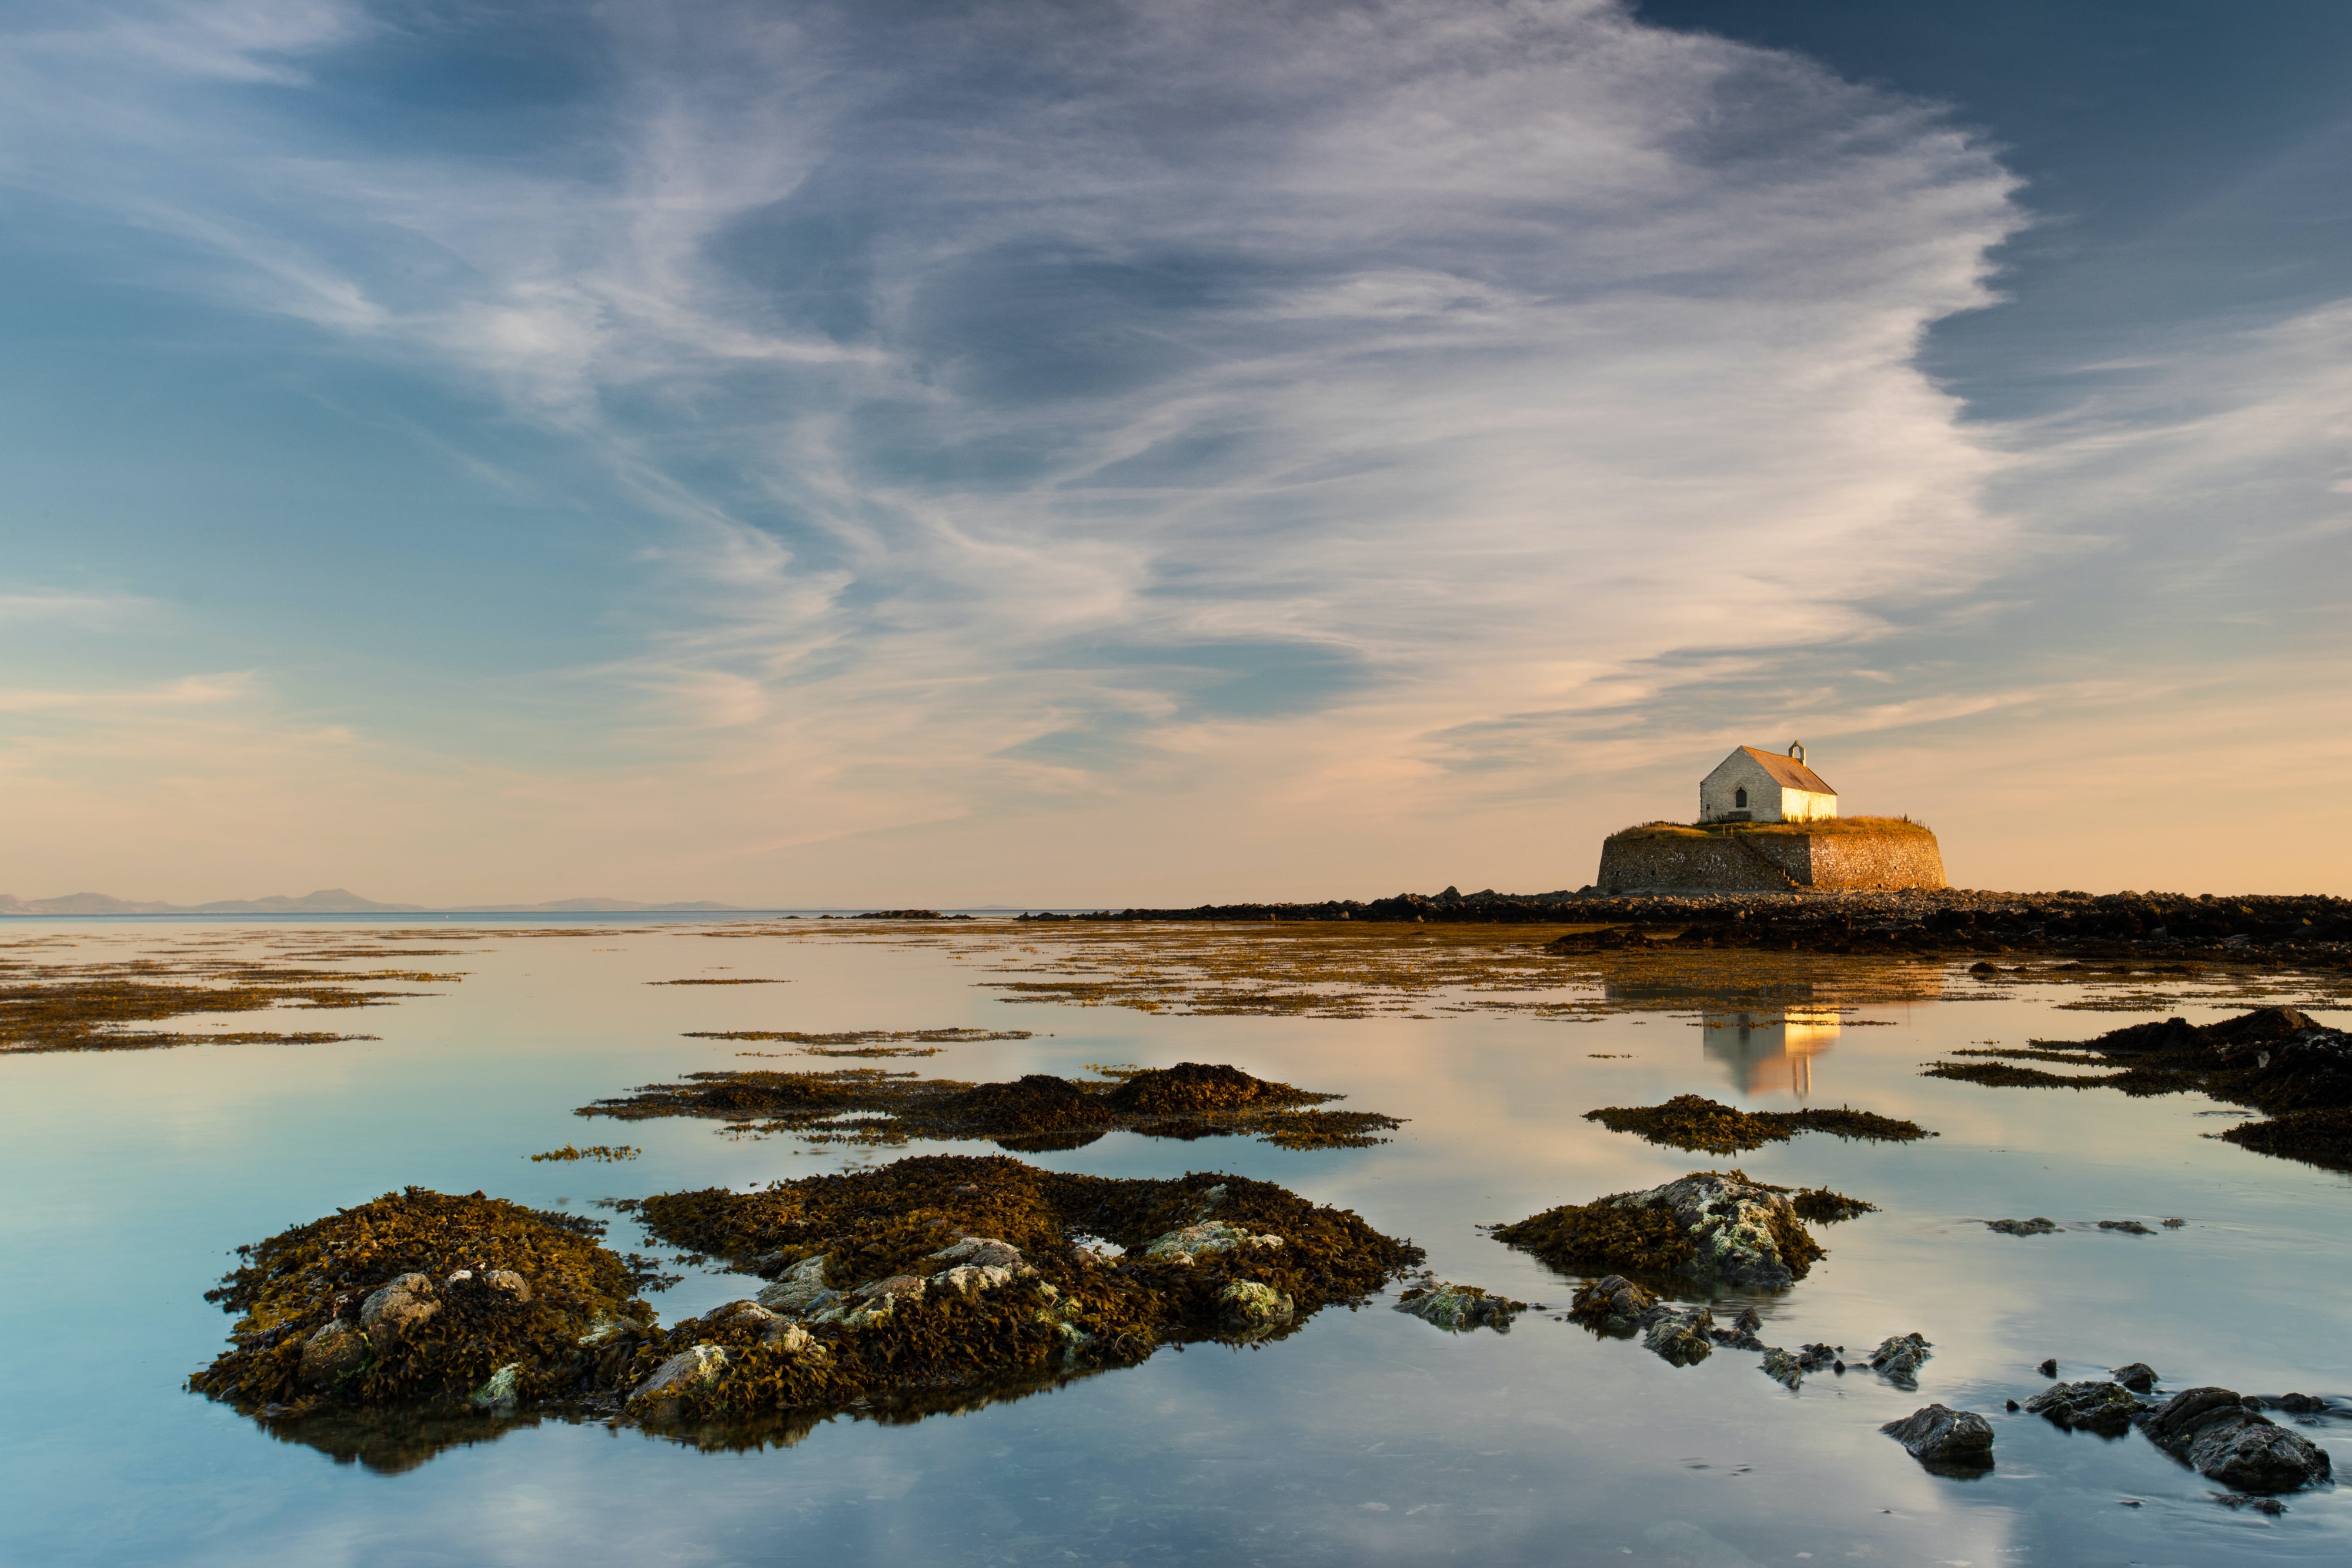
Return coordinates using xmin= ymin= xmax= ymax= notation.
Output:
xmin=1699 ymin=744 xmax=1838 ymax=824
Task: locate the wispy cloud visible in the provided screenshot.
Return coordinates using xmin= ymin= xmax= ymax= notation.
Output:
xmin=4 ymin=1 xmax=2344 ymax=898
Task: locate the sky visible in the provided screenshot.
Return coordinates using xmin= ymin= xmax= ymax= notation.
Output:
xmin=1 ymin=0 xmax=2348 ymax=906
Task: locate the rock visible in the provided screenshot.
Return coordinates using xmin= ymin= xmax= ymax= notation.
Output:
xmin=297 ymin=1319 xmax=366 ymax=1387
xmin=926 ymin=1236 xmax=1031 ymax=1272
xmin=1882 ymin=1404 xmax=1995 ymax=1469
xmin=2111 ymin=1362 xmax=2159 ymax=1393
xmin=1869 ymin=1333 xmax=1932 ymax=1388
xmin=931 ymin=1263 xmax=1018 ymax=1296
xmin=469 ymin=1362 xmax=520 ymax=1410
xmin=2277 ymin=1392 xmax=2327 ymax=1415
xmin=1217 ymin=1279 xmax=1294 ymax=1331
xmin=2026 ymin=1379 xmax=2147 ymax=1432
xmin=1140 ymin=1220 xmax=1284 ymax=1263
xmin=1987 ymin=1218 xmax=2060 ymax=1236
xmin=755 ymin=1254 xmax=834 ymax=1316
xmin=577 ymin=1313 xmax=647 ymax=1347
xmin=1566 ymin=1275 xmax=1657 ymax=1336
xmin=1612 ymin=1172 xmax=1818 ymax=1289
xmin=2098 ymin=1220 xmax=2156 ymax=1235
xmin=1642 ymin=1307 xmax=1715 ymax=1366
xmin=2036 ymin=1357 xmax=2058 ymax=1378
xmin=707 ymin=1299 xmax=781 ymax=1330
xmin=633 ymin=1343 xmax=730 ymax=1401
xmin=1394 ymin=1282 xmax=1527 ymax=1332
xmin=1760 ymin=1347 xmax=1805 ymax=1389
xmin=811 ymin=1273 xmax=926 ymax=1328
xmin=482 ymin=1269 xmax=530 ymax=1303
xmin=2141 ymin=1386 xmax=2334 ymax=1493
xmin=760 ymin=1320 xmax=822 ymax=1354
xmin=359 ymin=1274 xmax=439 ymax=1345
xmin=1710 ymin=1306 xmax=1768 ymax=1350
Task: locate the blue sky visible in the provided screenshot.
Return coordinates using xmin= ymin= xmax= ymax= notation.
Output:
xmin=2 ymin=0 xmax=2347 ymax=903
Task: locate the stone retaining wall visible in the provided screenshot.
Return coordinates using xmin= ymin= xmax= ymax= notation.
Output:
xmin=1597 ymin=830 xmax=1946 ymax=893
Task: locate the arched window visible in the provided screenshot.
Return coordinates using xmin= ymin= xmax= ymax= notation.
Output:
xmin=1733 ymin=787 xmax=1748 ymax=808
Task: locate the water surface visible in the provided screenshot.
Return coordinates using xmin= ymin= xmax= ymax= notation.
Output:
xmin=2 ymin=918 xmax=2344 ymax=1566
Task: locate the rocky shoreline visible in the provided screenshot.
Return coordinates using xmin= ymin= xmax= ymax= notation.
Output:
xmin=1018 ymin=888 xmax=2352 ymax=966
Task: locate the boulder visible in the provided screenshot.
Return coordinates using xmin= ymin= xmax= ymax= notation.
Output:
xmin=633 ymin=1343 xmax=730 ymax=1402
xmin=1869 ymin=1333 xmax=1932 ymax=1388
xmin=2140 ymin=1386 xmax=2334 ymax=1493
xmin=1140 ymin=1220 xmax=1284 ymax=1263
xmin=1394 ymin=1282 xmax=1527 ymax=1333
xmin=483 ymin=1269 xmax=530 ymax=1304
xmin=359 ymin=1274 xmax=439 ymax=1345
xmin=760 ymin=1320 xmax=823 ymax=1354
xmin=926 ymin=1236 xmax=1031 ymax=1273
xmin=755 ymin=1254 xmax=834 ymax=1316
xmin=297 ymin=1319 xmax=366 ymax=1387
xmin=1882 ymin=1404 xmax=1995 ymax=1469
xmin=1608 ymin=1172 xmax=1816 ymax=1289
xmin=810 ymin=1272 xmax=927 ymax=1328
xmin=469 ymin=1362 xmax=520 ymax=1410
xmin=1217 ymin=1279 xmax=1294 ymax=1331
xmin=1566 ymin=1275 xmax=1657 ymax=1336
xmin=2110 ymin=1362 xmax=2159 ymax=1393
xmin=2025 ymin=1379 xmax=2146 ymax=1432
xmin=1641 ymin=1307 xmax=1715 ymax=1366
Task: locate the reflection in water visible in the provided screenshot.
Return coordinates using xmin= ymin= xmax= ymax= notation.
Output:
xmin=1700 ymin=1008 xmax=1842 ymax=1098
xmin=251 ymin=1362 xmax=1122 ymax=1473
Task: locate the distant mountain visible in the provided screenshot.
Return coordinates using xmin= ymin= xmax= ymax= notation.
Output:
xmin=0 ymin=888 xmax=741 ymax=915
xmin=447 ymin=898 xmax=745 ymax=912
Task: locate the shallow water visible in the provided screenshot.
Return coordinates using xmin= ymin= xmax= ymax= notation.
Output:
xmin=2 ymin=917 xmax=2346 ymax=1567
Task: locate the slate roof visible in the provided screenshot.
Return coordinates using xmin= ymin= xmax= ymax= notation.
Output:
xmin=1730 ymin=746 xmax=1835 ymax=795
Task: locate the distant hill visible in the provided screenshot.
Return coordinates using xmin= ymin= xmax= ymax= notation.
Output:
xmin=0 ymin=888 xmax=743 ymax=915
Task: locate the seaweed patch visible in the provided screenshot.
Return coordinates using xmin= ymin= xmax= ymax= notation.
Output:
xmin=530 ymin=1145 xmax=639 ymax=1162
xmin=191 ymin=1159 xmax=1422 ymax=1466
xmin=1582 ymin=1094 xmax=1931 ymax=1154
xmin=577 ymin=1061 xmax=1402 ymax=1151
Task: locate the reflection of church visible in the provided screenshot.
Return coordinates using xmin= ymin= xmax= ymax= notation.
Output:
xmin=1699 ymin=1009 xmax=1841 ymax=1097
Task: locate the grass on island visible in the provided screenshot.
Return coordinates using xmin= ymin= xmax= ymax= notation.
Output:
xmin=1605 ymin=815 xmax=1936 ymax=842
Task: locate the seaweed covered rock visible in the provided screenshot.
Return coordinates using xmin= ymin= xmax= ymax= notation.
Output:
xmin=1868 ymin=1332 xmax=1933 ymax=1388
xmin=582 ymin=1062 xmax=1401 ymax=1151
xmin=1882 ymin=1405 xmax=1994 ymax=1470
xmin=616 ymin=1154 xmax=1422 ymax=1423
xmin=1986 ymin=1218 xmax=2060 ymax=1236
xmin=1496 ymin=1171 xmax=1826 ymax=1288
xmin=1394 ymin=1281 xmax=1528 ymax=1333
xmin=2139 ymin=1386 xmax=2334 ymax=1493
xmin=1963 ymin=1008 xmax=2352 ymax=1172
xmin=1641 ymin=1306 xmax=1715 ymax=1365
xmin=1566 ymin=1274 xmax=1659 ymax=1336
xmin=190 ymin=1187 xmax=649 ymax=1420
xmin=2025 ymin=1379 xmax=2146 ymax=1433
xmin=1583 ymin=1094 xmax=1930 ymax=1155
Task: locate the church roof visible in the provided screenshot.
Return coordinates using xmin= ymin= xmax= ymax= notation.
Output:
xmin=1730 ymin=746 xmax=1835 ymax=795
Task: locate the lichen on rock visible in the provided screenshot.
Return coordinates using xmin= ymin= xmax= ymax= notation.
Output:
xmin=1394 ymin=1281 xmax=1528 ymax=1333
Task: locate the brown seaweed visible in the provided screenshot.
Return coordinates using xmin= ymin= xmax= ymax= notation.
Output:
xmin=577 ymin=1061 xmax=1402 ymax=1151
xmin=1582 ymin=1094 xmax=1930 ymax=1154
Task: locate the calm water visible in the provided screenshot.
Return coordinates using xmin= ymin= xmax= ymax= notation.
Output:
xmin=2 ymin=918 xmax=2346 ymax=1567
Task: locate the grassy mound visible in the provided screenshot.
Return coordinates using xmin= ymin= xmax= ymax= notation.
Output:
xmin=1583 ymin=1094 xmax=1931 ymax=1154
xmin=1605 ymin=815 xmax=1935 ymax=842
